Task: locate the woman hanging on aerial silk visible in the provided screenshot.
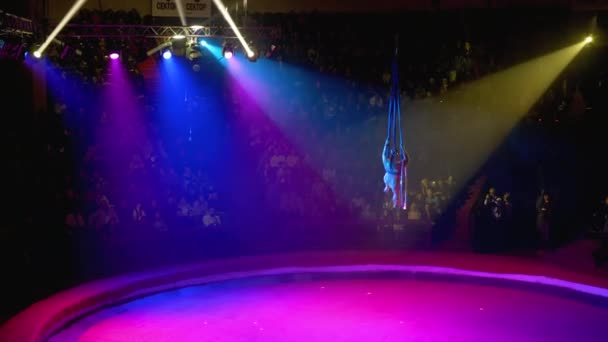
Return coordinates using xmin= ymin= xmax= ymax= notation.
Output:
xmin=383 ymin=140 xmax=407 ymax=209
xmin=382 ymin=44 xmax=409 ymax=210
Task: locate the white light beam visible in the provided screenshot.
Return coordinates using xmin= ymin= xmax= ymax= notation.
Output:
xmin=35 ymin=0 xmax=88 ymax=57
xmin=212 ymin=0 xmax=254 ymax=57
xmin=175 ymin=0 xmax=187 ymax=26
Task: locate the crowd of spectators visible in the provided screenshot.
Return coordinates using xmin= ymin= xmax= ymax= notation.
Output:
xmin=3 ymin=7 xmax=608 ymax=322
xmin=23 ymin=8 xmax=608 ymax=247
xmin=47 ymin=100 xmax=227 ymax=235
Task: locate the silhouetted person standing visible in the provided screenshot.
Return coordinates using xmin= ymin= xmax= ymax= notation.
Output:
xmin=536 ymin=192 xmax=552 ymax=251
xmin=592 ymin=195 xmax=608 ymax=267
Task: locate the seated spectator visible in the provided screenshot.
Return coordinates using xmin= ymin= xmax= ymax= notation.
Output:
xmin=65 ymin=210 xmax=85 ymax=229
xmin=132 ymin=202 xmax=146 ymax=223
xmin=361 ymin=204 xmax=375 ymax=220
xmin=502 ymin=192 xmax=513 ymax=221
xmin=351 ymin=194 xmax=365 ymax=214
xmin=189 ymin=199 xmax=205 ymax=218
xmin=89 ymin=195 xmax=119 ymax=231
xmin=424 ymin=188 xmax=440 ymax=222
xmin=484 ymin=187 xmax=498 ymax=207
xmin=392 ymin=210 xmax=405 ymax=231
xmin=444 ymin=175 xmax=455 ymax=198
xmin=177 ymin=197 xmax=190 ymax=217
xmin=152 ymin=211 xmax=168 ymax=232
xmin=207 ymin=186 xmax=219 ymax=205
xmin=407 ymin=202 xmax=422 ymax=220
xmin=203 ymin=208 xmax=221 ymax=227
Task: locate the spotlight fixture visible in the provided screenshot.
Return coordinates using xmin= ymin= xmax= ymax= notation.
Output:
xmin=147 ymin=41 xmax=172 ymax=57
xmin=222 ymin=43 xmax=234 ymax=59
xmin=171 ymin=36 xmax=187 ymax=57
xmin=584 ymin=35 xmax=593 ymax=44
xmin=246 ymin=41 xmax=258 ymax=62
xmin=34 ymin=0 xmax=87 ymax=57
xmin=25 ymin=42 xmax=43 ymax=59
xmin=187 ymin=43 xmax=202 ymax=60
xmin=198 ymin=39 xmax=208 ymax=47
xmin=162 ymin=50 xmax=172 ymax=59
xmin=109 ymin=52 xmax=120 ymax=60
xmin=212 ymin=0 xmax=255 ymax=58
xmin=247 ymin=50 xmax=257 ymax=62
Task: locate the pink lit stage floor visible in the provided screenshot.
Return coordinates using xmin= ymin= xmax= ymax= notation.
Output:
xmin=50 ymin=277 xmax=607 ymax=342
xmin=3 ymin=252 xmax=608 ymax=342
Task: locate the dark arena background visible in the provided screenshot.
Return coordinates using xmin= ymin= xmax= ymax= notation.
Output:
xmin=2 ymin=1 xmax=608 ymax=341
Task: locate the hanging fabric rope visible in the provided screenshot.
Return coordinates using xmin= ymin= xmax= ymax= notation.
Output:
xmin=382 ymin=39 xmax=409 ymax=210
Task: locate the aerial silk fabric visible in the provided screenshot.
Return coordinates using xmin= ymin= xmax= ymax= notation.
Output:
xmin=382 ymin=58 xmax=408 ymax=210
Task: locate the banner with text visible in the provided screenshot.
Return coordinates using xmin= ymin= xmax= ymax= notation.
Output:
xmin=152 ymin=0 xmax=212 ymax=18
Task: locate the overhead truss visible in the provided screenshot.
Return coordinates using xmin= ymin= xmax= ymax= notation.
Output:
xmin=0 ymin=8 xmax=278 ymax=41
xmin=0 ymin=10 xmax=35 ymax=36
xmin=57 ymin=24 xmax=277 ymax=40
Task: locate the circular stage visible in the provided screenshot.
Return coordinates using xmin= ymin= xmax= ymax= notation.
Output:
xmin=51 ymin=274 xmax=607 ymax=342
xmin=2 ymin=251 xmax=608 ymax=342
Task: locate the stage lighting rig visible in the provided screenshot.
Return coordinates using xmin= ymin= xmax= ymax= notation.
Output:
xmin=187 ymin=43 xmax=203 ymax=60
xmin=171 ymin=35 xmax=187 ymax=57
xmin=147 ymin=41 xmax=171 ymax=56
xmin=246 ymin=51 xmax=257 ymax=62
xmin=29 ymin=43 xmax=43 ymax=58
xmin=222 ymin=43 xmax=234 ymax=59
xmin=246 ymin=41 xmax=258 ymax=62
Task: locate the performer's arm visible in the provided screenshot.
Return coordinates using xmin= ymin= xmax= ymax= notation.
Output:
xmin=383 ymin=140 xmax=390 ymax=158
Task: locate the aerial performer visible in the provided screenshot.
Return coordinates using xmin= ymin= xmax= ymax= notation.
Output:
xmin=382 ymin=39 xmax=409 ymax=210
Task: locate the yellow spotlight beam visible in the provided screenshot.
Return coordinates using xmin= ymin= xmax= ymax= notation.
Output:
xmin=35 ymin=0 xmax=88 ymax=57
xmin=455 ymin=41 xmax=585 ymax=118
xmin=212 ymin=0 xmax=254 ymax=57
xmin=401 ymin=41 xmax=586 ymax=190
